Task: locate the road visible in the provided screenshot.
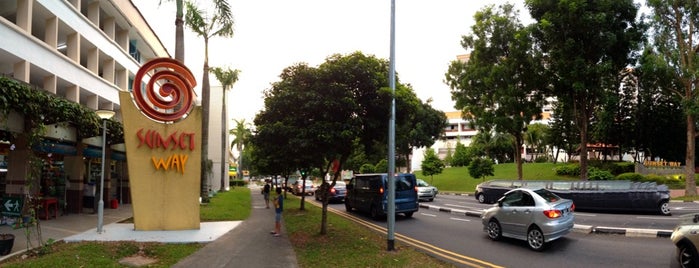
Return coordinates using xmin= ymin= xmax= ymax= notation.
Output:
xmin=312 ymin=195 xmax=685 ymax=267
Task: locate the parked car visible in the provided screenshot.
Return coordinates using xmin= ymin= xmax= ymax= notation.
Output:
xmin=475 ymin=179 xmax=671 ymax=215
xmin=671 ymin=213 xmax=699 ymax=267
xmin=416 ymin=179 xmax=438 ymax=202
xmin=291 ymin=179 xmax=315 ymax=196
xmin=315 ymin=181 xmax=347 ymax=203
xmin=345 ymin=173 xmax=419 ymax=219
xmin=482 ymin=188 xmax=575 ymax=251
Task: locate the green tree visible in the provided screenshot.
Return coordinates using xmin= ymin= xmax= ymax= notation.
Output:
xmin=468 ymin=158 xmax=495 ymax=182
xmin=646 ymin=0 xmax=699 ymax=196
xmin=526 ymin=0 xmax=643 ymax=180
xmin=525 ymin=123 xmax=549 ymax=162
xmin=421 ymin=148 xmax=444 ymax=184
xmin=254 ymin=52 xmax=391 ymax=234
xmin=446 ymin=3 xmax=546 ymax=180
xmin=374 ymin=159 xmax=388 ymax=174
xmin=548 ymin=102 xmax=580 ymax=163
xmin=229 ymin=119 xmax=251 ymax=179
xmin=451 ymin=141 xmax=470 ymax=167
xmin=185 ymin=1 xmax=234 ymax=202
xmin=210 ymin=66 xmax=240 ymax=191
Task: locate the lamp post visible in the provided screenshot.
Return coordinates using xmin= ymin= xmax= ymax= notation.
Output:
xmin=95 ymin=110 xmax=115 ymax=234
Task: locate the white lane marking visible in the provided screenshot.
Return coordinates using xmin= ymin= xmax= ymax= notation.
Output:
xmin=450 ymin=217 xmax=470 ymax=222
xmin=574 ymin=213 xmax=597 ymax=217
xmin=636 ymin=216 xmax=678 ymax=220
xmin=421 ymin=213 xmax=437 ymax=217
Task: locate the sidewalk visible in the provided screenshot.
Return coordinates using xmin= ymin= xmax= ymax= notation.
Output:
xmin=0 ymin=186 xmax=299 ymax=267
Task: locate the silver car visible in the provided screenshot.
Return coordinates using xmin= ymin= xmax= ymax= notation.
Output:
xmin=416 ymin=179 xmax=438 ymax=202
xmin=482 ymin=188 xmax=575 ymax=251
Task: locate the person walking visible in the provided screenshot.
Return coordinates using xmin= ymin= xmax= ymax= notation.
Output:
xmin=262 ymin=181 xmax=271 ymax=208
xmin=271 ymin=187 xmax=283 ymax=237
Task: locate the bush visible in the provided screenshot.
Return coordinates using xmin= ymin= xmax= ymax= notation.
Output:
xmin=359 ymin=164 xmax=375 ymax=174
xmin=616 ymin=172 xmax=644 ymax=182
xmin=588 ymin=167 xmax=614 ymax=180
xmin=534 ymin=156 xmax=548 ymax=163
xmin=554 ymin=164 xmax=580 ymax=176
xmin=230 ymin=180 xmax=246 ymax=187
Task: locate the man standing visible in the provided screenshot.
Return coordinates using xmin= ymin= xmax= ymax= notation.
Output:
xmin=262 ymin=181 xmax=271 ymax=208
xmin=271 ymin=187 xmax=283 ymax=237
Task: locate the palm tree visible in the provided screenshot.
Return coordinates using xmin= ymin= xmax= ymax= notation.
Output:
xmin=230 ymin=119 xmax=252 ymax=180
xmin=210 ymin=67 xmax=240 ymax=191
xmin=185 ymin=0 xmax=234 ymax=202
xmin=158 ymin=0 xmax=185 ymax=62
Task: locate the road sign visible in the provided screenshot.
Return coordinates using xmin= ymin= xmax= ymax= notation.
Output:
xmin=1 ymin=197 xmax=23 ymax=217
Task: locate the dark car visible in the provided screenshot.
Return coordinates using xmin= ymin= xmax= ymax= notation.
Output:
xmin=315 ymin=181 xmax=347 ymax=203
xmin=345 ymin=173 xmax=419 ymax=219
xmin=475 ymin=179 xmax=671 ymax=215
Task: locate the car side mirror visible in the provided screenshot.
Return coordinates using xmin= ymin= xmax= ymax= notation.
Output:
xmin=497 ymin=200 xmax=503 ymax=207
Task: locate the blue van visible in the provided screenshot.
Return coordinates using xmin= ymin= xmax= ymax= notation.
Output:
xmin=345 ymin=173 xmax=419 ymax=219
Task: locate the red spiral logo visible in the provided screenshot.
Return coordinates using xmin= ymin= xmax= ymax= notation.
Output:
xmin=131 ymin=58 xmax=197 ymax=122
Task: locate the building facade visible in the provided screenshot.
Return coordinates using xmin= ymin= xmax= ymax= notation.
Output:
xmin=0 ymin=0 xmax=174 ymax=215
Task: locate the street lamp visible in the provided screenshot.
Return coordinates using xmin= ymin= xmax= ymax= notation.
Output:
xmin=95 ymin=110 xmax=115 ymax=234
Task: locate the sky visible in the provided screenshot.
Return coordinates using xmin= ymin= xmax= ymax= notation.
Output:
xmin=134 ymin=0 xmax=532 ymax=122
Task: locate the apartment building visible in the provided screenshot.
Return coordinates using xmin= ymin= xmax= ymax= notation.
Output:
xmin=0 ymin=0 xmax=172 ymax=214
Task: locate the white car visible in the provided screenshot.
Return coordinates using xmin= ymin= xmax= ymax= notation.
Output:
xmin=416 ymin=179 xmax=438 ymax=202
xmin=482 ymin=188 xmax=575 ymax=251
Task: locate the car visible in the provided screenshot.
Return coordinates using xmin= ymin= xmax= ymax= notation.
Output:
xmin=671 ymin=213 xmax=699 ymax=267
xmin=475 ymin=179 xmax=671 ymax=216
xmin=345 ymin=173 xmax=419 ymax=219
xmin=416 ymin=179 xmax=438 ymax=202
xmin=315 ymin=180 xmax=347 ymax=203
xmin=482 ymin=188 xmax=575 ymax=251
xmin=291 ymin=179 xmax=315 ymax=196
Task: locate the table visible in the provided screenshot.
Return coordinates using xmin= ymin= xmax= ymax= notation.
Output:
xmin=39 ymin=197 xmax=58 ymax=220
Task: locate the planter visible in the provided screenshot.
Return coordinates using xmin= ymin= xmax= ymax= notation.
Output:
xmin=0 ymin=234 xmax=15 ymax=255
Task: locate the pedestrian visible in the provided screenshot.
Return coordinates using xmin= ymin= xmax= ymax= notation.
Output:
xmin=262 ymin=180 xmax=271 ymax=208
xmin=271 ymin=187 xmax=283 ymax=237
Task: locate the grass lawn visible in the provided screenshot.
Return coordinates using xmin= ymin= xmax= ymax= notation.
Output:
xmin=415 ymin=162 xmax=573 ymax=193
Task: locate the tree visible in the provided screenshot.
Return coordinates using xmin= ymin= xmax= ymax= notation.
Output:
xmin=229 ymin=119 xmax=251 ymax=179
xmin=468 ymin=158 xmax=495 ymax=182
xmin=526 ymin=0 xmax=643 ymax=180
xmin=421 ymin=148 xmax=444 ymax=184
xmin=548 ymin=101 xmax=580 ymax=163
xmin=158 ymin=0 xmax=185 ymax=62
xmin=254 ymin=52 xmax=392 ymax=234
xmin=210 ymin=66 xmax=240 ymax=191
xmin=446 ymin=3 xmax=546 ymax=180
xmin=525 ymin=123 xmax=549 ymax=161
xmin=185 ymin=1 xmax=234 ymax=202
xmin=646 ymin=0 xmax=699 ymax=196
xmin=450 ymin=141 xmax=470 ymax=167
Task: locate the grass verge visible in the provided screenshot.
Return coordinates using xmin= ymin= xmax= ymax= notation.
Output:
xmin=0 ymin=187 xmax=251 ymax=267
xmin=284 ymin=195 xmax=455 ymax=267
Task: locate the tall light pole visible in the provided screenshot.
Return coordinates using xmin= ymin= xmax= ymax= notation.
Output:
xmin=95 ymin=110 xmax=115 ymax=234
xmin=387 ymin=0 xmax=397 ymax=251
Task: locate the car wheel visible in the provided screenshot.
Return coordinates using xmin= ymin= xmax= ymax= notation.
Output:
xmin=678 ymin=241 xmax=698 ymax=268
xmin=404 ymin=212 xmax=414 ymax=218
xmin=477 ymin=194 xmax=486 ymax=204
xmin=370 ymin=205 xmax=382 ymax=220
xmin=486 ymin=219 xmax=502 ymax=241
xmin=660 ymin=201 xmax=671 ymax=216
xmin=527 ymin=227 xmax=546 ymax=251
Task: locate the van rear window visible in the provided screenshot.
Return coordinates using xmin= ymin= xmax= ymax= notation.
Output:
xmin=396 ymin=175 xmax=414 ymax=191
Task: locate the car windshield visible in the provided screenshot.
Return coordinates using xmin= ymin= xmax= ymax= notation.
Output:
xmin=417 ymin=179 xmax=429 ymax=187
xmin=533 ymin=188 xmax=561 ymax=203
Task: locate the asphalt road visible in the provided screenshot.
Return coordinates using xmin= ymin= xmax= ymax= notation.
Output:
xmin=315 ymin=195 xmax=684 ymax=267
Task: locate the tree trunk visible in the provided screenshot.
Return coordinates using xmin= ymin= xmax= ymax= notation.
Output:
xmin=514 ymin=134 xmax=523 ymax=180
xmin=579 ymin=111 xmax=589 ymax=181
xmin=220 ymin=86 xmax=227 ymax=191
xmin=200 ymin=39 xmax=211 ymax=202
xmin=686 ymin=113 xmax=697 ymax=196
xmin=174 ymin=0 xmax=184 ymax=62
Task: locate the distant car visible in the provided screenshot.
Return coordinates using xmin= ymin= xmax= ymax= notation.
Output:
xmin=416 ymin=179 xmax=438 ymax=202
xmin=291 ymin=179 xmax=315 ymax=196
xmin=671 ymin=213 xmax=699 ymax=267
xmin=315 ymin=181 xmax=347 ymax=203
xmin=482 ymin=188 xmax=575 ymax=251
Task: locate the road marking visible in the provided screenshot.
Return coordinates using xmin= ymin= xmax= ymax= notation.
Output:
xmin=450 ymin=217 xmax=470 ymax=222
xmin=574 ymin=213 xmax=597 ymax=217
xmin=421 ymin=213 xmax=437 ymax=217
xmin=636 ymin=216 xmax=677 ymax=220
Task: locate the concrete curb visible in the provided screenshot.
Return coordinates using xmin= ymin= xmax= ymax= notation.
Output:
xmin=418 ymin=203 xmax=673 ymax=238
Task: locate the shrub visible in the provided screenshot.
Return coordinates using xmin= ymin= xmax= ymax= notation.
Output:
xmin=554 ymin=164 xmax=580 ymax=176
xmin=534 ymin=156 xmax=548 ymax=163
xmin=588 ymin=167 xmax=614 ymax=180
xmin=616 ymin=172 xmax=644 ymax=182
xmin=230 ymin=180 xmax=246 ymax=187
